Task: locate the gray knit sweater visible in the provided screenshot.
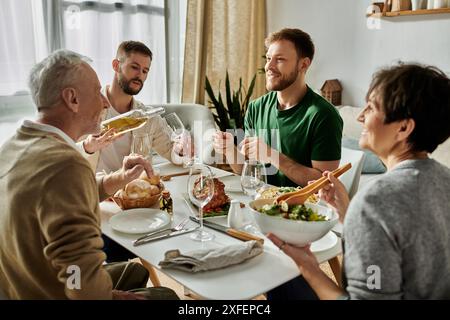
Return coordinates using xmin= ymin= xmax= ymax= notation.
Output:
xmin=343 ymin=159 xmax=450 ymax=299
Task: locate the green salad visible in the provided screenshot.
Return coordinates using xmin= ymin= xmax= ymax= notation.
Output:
xmin=258 ymin=203 xmax=328 ymax=222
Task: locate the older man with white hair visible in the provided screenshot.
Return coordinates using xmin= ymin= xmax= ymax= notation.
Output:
xmin=0 ymin=50 xmax=178 ymax=300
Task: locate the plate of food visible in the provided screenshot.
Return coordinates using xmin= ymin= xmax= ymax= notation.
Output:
xmin=184 ymin=177 xmax=233 ymax=219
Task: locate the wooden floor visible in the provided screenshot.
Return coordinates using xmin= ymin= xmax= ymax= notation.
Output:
xmin=143 ymin=255 xmax=341 ymax=300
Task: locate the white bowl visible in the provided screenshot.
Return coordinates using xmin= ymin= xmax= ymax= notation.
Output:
xmin=249 ymin=199 xmax=339 ymax=246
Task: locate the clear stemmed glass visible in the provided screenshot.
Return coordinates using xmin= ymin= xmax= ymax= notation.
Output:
xmin=187 ymin=164 xmax=215 ymax=242
xmin=241 ymin=160 xmax=267 ymax=199
xmin=164 ymin=112 xmax=185 ymax=141
xmin=131 ymin=132 xmax=153 ymax=162
xmin=164 ymin=112 xmax=195 ymax=167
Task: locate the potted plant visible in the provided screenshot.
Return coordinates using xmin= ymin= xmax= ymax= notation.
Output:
xmin=205 ymin=71 xmax=256 ymax=131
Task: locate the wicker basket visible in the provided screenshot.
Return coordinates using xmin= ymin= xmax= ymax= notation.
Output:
xmin=113 ymin=183 xmax=164 ymax=210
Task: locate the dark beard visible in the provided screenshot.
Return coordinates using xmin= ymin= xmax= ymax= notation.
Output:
xmin=118 ymin=75 xmax=143 ymax=95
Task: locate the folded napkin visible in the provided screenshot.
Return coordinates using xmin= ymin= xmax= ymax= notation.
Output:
xmin=158 ymin=240 xmax=264 ymax=273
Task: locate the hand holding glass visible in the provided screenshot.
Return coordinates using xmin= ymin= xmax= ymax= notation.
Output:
xmin=165 ymin=113 xmax=195 ymax=167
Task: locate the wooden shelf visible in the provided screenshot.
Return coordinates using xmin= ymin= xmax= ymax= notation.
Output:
xmin=367 ymin=8 xmax=450 ymax=18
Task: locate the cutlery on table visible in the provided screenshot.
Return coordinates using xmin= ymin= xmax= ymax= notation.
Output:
xmin=134 ymin=217 xmax=190 ymax=244
xmin=275 ymin=163 xmax=352 ymax=206
xmin=189 ymin=216 xmax=264 ymax=245
xmin=133 ymin=226 xmax=199 ymax=246
xmin=161 ymin=171 xmax=191 ymax=181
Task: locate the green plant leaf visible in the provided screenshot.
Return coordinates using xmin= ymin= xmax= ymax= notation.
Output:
xmin=225 ymin=71 xmax=234 ymax=120
xmin=242 ymin=74 xmax=256 ymax=110
xmin=217 ymin=93 xmax=230 ymax=130
xmin=205 ymin=72 xmax=257 ymax=130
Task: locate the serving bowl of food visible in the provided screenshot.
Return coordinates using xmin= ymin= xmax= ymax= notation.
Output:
xmin=113 ymin=173 xmax=164 ymax=210
xmin=248 ymin=198 xmax=338 ymax=246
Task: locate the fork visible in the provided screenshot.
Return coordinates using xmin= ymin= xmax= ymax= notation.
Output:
xmin=134 ymin=217 xmax=190 ymax=243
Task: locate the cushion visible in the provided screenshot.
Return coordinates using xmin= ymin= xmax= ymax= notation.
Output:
xmin=342 ymin=137 xmax=386 ymax=174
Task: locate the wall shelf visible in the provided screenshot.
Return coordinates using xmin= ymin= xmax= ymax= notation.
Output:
xmin=367 ymin=8 xmax=450 ymax=18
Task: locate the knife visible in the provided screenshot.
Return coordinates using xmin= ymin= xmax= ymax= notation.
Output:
xmin=133 ymin=227 xmax=199 ymax=246
xmin=189 ymin=217 xmax=264 ymax=245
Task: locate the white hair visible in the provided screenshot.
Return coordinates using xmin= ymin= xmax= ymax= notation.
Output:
xmin=28 ymin=49 xmax=92 ymax=110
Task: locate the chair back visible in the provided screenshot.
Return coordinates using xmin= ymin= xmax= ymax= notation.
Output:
xmin=339 ymin=147 xmax=365 ymax=199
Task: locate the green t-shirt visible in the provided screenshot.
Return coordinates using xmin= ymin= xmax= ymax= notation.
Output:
xmin=244 ymin=87 xmax=343 ymax=187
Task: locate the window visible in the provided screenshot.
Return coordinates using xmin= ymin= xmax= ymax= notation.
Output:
xmin=0 ymin=0 xmax=186 ymax=118
xmin=62 ymin=0 xmax=167 ymax=104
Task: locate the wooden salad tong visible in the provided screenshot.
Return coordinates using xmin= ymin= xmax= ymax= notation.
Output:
xmin=275 ymin=163 xmax=352 ymax=206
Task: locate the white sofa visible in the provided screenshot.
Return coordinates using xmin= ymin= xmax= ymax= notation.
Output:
xmin=338 ymin=106 xmax=450 ymax=189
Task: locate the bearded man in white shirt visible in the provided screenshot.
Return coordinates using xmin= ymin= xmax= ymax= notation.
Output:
xmin=80 ymin=41 xmax=187 ymax=174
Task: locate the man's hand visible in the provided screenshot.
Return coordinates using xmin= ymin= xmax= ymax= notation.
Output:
xmin=173 ymin=132 xmax=194 ymax=157
xmin=83 ymin=129 xmax=122 ymax=154
xmin=112 ymin=290 xmax=146 ymax=300
xmin=213 ymin=131 xmax=235 ymax=156
xmin=318 ymin=172 xmax=350 ymax=222
xmin=102 ymin=155 xmax=154 ymax=196
xmin=239 ymin=137 xmax=278 ymax=165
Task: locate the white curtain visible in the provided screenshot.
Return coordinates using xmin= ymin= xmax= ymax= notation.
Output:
xmin=0 ymin=0 xmax=167 ymax=104
xmin=0 ymin=0 xmax=48 ymax=96
xmin=62 ymin=0 xmax=167 ymax=104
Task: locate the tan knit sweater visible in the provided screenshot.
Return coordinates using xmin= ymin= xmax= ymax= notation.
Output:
xmin=0 ymin=126 xmax=113 ymax=299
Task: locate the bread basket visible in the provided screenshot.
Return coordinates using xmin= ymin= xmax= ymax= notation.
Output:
xmin=113 ymin=182 xmax=164 ymax=210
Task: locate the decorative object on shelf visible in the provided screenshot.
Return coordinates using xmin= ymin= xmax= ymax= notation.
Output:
xmin=391 ymin=0 xmax=412 ymax=11
xmin=427 ymin=0 xmax=435 ymax=9
xmin=434 ymin=0 xmax=448 ymax=8
xmin=371 ymin=1 xmax=386 ymax=13
xmin=320 ymin=79 xmax=342 ymax=106
xmin=205 ymin=71 xmax=256 ymax=131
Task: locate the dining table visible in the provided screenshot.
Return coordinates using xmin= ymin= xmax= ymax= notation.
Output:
xmin=100 ymin=159 xmax=342 ymax=300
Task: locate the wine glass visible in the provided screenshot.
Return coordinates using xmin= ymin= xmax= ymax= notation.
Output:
xmin=241 ymin=160 xmax=267 ymax=199
xmin=164 ymin=112 xmax=195 ymax=167
xmin=187 ymin=164 xmax=215 ymax=242
xmin=164 ymin=112 xmax=185 ymax=141
xmin=131 ymin=132 xmax=153 ymax=162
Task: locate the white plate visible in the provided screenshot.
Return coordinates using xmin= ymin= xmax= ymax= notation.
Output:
xmin=109 ymin=208 xmax=171 ymax=234
xmin=310 ymin=231 xmax=338 ymax=253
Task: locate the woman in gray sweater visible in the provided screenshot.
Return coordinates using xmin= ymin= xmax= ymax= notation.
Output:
xmin=269 ymin=63 xmax=450 ymax=299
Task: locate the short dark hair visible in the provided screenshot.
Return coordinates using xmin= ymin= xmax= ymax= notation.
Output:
xmin=117 ymin=41 xmax=153 ymax=60
xmin=367 ymin=63 xmax=450 ymax=153
xmin=265 ymin=28 xmax=315 ymax=61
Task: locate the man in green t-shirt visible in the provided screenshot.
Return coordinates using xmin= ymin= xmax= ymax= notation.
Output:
xmin=213 ymin=28 xmax=343 ymax=187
